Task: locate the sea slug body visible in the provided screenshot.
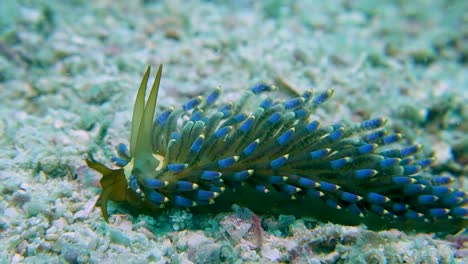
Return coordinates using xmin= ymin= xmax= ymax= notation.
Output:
xmin=86 ymin=65 xmax=467 ymax=232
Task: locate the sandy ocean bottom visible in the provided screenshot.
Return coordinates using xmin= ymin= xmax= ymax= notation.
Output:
xmin=0 ymin=0 xmax=467 ymax=263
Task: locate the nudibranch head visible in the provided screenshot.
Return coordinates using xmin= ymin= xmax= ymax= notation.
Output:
xmin=87 ymin=65 xmax=164 ymax=221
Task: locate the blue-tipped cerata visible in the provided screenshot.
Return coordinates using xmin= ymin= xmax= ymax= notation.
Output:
xmin=182 ymin=96 xmax=202 ymax=111
xmin=250 ymin=83 xmax=274 ymax=94
xmin=167 ymin=163 xmax=188 ymax=173
xmin=200 ymin=171 xmax=222 ymax=181
xmin=143 ymin=178 xmax=167 ymax=189
xmin=206 ymin=88 xmax=220 ymax=105
xmin=310 ymin=148 xmax=330 ymax=159
xmin=242 ymin=139 xmax=259 ymax=156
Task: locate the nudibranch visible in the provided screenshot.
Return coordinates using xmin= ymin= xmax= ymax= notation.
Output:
xmin=87 ymin=65 xmax=467 ymax=232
